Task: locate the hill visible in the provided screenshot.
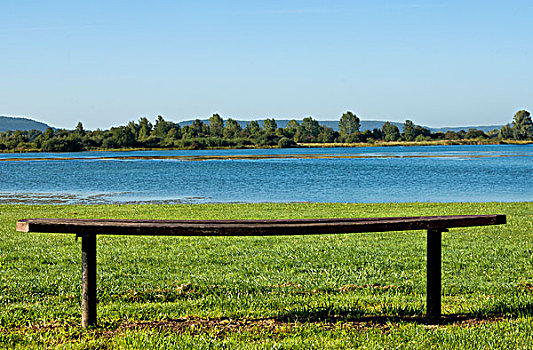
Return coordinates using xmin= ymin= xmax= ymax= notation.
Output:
xmin=0 ymin=116 xmax=52 ymax=132
xmin=430 ymin=125 xmax=503 ymax=133
xmin=0 ymin=115 xmax=502 ymax=134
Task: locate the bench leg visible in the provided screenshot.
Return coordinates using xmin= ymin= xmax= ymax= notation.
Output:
xmin=81 ymin=234 xmax=97 ymax=327
xmin=426 ymin=229 xmax=442 ymax=322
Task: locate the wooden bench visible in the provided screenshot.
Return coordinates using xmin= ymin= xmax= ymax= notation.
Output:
xmin=16 ymin=214 xmax=506 ymax=327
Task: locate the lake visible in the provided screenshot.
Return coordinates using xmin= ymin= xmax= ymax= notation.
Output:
xmin=0 ymin=145 xmax=531 ymax=204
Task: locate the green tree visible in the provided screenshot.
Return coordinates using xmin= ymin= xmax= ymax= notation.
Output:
xmin=138 ymin=117 xmax=153 ymax=141
xmin=403 ymin=120 xmax=416 ymax=141
xmin=208 ymin=114 xmax=224 ymax=137
xmin=223 ymin=118 xmax=242 ymax=139
xmin=263 ymin=118 xmax=277 ymax=132
xmin=153 ymin=115 xmax=171 ymax=137
xmin=245 ymin=120 xmax=261 ymax=137
xmin=75 ymin=122 xmax=85 ymax=136
xmin=164 ymin=126 xmax=182 ymax=144
xmin=282 ymin=120 xmax=299 ymax=139
xmin=382 ymin=122 xmax=400 ymax=141
xmin=127 ymin=121 xmax=140 ymax=138
xmin=371 ymin=128 xmax=383 ymax=141
xmin=445 ymin=131 xmax=460 ymax=140
xmin=415 ymin=126 xmax=431 ymax=138
xmin=512 ymin=110 xmax=533 ymax=140
xmin=465 ymin=128 xmax=487 ymax=139
xmin=278 ymin=137 xmax=296 ymax=148
xmin=338 ymin=111 xmax=360 ymax=141
xmin=110 ymin=126 xmax=136 ymax=147
xmin=295 ymin=117 xmax=320 ymax=143
xmin=317 ymin=126 xmax=335 ymax=143
xmin=191 ymin=119 xmax=209 ymax=138
xmin=499 ymin=123 xmax=513 ymax=139
xmin=44 ymin=127 xmax=55 ymax=140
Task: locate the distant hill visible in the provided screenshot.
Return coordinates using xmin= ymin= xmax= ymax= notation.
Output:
xmin=177 ymin=119 xmax=501 ymax=133
xmin=0 ymin=115 xmax=502 ymax=134
xmin=430 ymin=125 xmax=503 ymax=133
xmin=0 ymin=116 xmax=52 ymax=132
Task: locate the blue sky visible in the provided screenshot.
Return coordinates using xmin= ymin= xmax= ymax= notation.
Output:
xmin=1 ymin=0 xmax=532 ymax=129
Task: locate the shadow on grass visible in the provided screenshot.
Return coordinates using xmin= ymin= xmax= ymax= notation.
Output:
xmin=111 ymin=303 xmax=533 ymax=333
xmin=271 ymin=301 xmax=533 ymax=326
xmin=18 ymin=302 xmax=533 ymax=331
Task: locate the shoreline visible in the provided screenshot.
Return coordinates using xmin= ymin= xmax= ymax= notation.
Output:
xmin=0 ymin=139 xmax=531 ymax=154
xmin=1 ymin=200 xmax=532 ymax=207
xmin=297 ymin=140 xmax=532 ymax=148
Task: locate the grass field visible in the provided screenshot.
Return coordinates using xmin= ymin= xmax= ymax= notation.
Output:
xmin=1 ymin=202 xmax=532 ymax=349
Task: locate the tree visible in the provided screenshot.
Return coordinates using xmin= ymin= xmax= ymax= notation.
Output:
xmin=295 ymin=117 xmax=320 ymax=143
xmin=263 ymin=118 xmax=277 ymax=132
xmin=445 ymin=131 xmax=460 ymax=140
xmin=465 ymin=128 xmax=487 ymax=139
xmin=75 ymin=122 xmax=85 ymax=136
xmin=382 ymin=122 xmax=400 ymax=141
xmin=165 ymin=128 xmax=180 ymax=143
xmin=245 ymin=120 xmax=261 ymax=137
xmin=208 ymin=114 xmax=224 ymax=137
xmin=44 ymin=127 xmax=55 ymax=140
xmin=223 ymin=118 xmax=242 ymax=139
xmin=371 ymin=128 xmax=383 ymax=141
xmin=415 ymin=126 xmax=431 ymax=138
xmin=317 ymin=126 xmax=335 ymax=143
xmin=282 ymin=120 xmax=299 ymax=139
xmin=512 ymin=110 xmax=533 ymax=140
xmin=127 ymin=121 xmax=139 ymax=138
xmin=138 ymin=117 xmax=153 ymax=141
xmin=499 ymin=123 xmax=514 ymax=139
xmin=278 ymin=137 xmax=296 ymax=148
xmin=403 ymin=120 xmax=416 ymax=141
xmin=177 ymin=119 xmax=206 ymax=139
xmin=338 ymin=111 xmax=360 ymax=141
xmin=153 ymin=115 xmax=171 ymax=137
xmin=110 ymin=126 xmax=136 ymax=147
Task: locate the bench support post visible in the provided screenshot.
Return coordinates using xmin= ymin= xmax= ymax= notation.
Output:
xmin=81 ymin=234 xmax=97 ymax=328
xmin=426 ymin=229 xmax=442 ymax=322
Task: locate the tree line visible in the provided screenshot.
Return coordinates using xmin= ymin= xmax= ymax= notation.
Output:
xmin=0 ymin=110 xmax=531 ymax=152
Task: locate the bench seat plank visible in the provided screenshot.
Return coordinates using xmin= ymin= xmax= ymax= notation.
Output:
xmin=17 ymin=215 xmax=506 ymax=236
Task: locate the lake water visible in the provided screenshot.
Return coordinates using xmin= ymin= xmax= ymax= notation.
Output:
xmin=0 ymin=145 xmax=531 ymax=204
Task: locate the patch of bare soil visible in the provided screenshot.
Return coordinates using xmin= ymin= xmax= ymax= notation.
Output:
xmin=3 ymin=314 xmax=508 ymax=337
xmin=117 ymin=314 xmax=507 ymax=335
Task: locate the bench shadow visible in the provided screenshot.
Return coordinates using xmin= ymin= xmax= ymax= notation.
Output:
xmin=272 ymin=302 xmax=533 ymax=326
xmin=117 ymin=302 xmax=533 ymax=332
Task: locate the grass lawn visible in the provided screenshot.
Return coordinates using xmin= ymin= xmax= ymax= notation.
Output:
xmin=1 ymin=202 xmax=532 ymax=349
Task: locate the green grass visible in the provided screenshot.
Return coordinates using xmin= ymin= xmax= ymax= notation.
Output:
xmin=1 ymin=202 xmax=532 ymax=349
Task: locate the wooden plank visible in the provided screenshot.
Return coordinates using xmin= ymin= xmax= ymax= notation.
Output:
xmin=17 ymin=215 xmax=506 ymax=236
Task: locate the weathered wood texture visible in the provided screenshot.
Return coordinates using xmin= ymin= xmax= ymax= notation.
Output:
xmin=17 ymin=215 xmax=506 ymax=236
xmin=81 ymin=235 xmax=97 ymax=327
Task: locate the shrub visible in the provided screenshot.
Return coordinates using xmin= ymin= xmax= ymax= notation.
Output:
xmin=278 ymin=137 xmax=296 ymax=148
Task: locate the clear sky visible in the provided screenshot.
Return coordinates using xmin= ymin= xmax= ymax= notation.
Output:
xmin=1 ymin=0 xmax=532 ymax=130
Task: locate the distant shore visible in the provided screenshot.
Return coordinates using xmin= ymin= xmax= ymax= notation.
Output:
xmin=297 ymin=139 xmax=533 ymax=148
xmin=0 ymin=139 xmax=531 ymax=154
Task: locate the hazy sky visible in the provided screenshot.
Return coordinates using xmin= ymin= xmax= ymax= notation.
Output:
xmin=1 ymin=0 xmax=532 ymax=130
